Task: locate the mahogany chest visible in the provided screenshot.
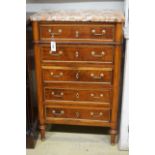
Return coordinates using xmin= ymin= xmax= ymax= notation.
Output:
xmin=30 ymin=10 xmax=124 ymax=144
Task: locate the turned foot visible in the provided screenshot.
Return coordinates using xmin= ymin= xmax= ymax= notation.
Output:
xmin=110 ymin=129 xmax=117 ymax=145
xmin=40 ymin=125 xmax=45 ymax=140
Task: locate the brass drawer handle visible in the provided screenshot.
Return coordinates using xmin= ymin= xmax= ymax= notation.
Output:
xmin=52 ymin=110 xmax=64 ymax=116
xmin=51 ymin=91 xmax=64 ymax=97
xmin=75 ymin=51 xmax=79 ymax=58
xmin=90 ymin=112 xmax=103 ymax=117
xmin=76 ymin=72 xmax=79 ymax=79
xmin=91 ymin=51 xmax=105 ymax=57
xmin=49 ymin=50 xmax=63 ymax=56
xmin=90 ymin=73 xmax=104 ymax=79
xmin=48 ymin=29 xmax=62 ymax=37
xmin=91 ymin=29 xmax=106 ymax=36
xmin=75 ymin=112 xmax=80 ymax=118
xmin=90 ymin=93 xmax=104 ymax=99
xmin=50 ymin=72 xmax=63 ymax=78
xmin=75 ymin=31 xmax=79 ymax=38
xmin=76 ymin=92 xmax=79 ymax=98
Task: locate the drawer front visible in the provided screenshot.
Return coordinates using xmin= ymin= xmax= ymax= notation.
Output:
xmin=45 ymin=107 xmax=110 ymax=121
xmin=42 ymin=67 xmax=113 ymax=84
xmin=41 ymin=45 xmax=114 ymax=63
xmin=39 ymin=24 xmax=115 ymax=41
xmin=44 ymin=88 xmax=112 ymax=103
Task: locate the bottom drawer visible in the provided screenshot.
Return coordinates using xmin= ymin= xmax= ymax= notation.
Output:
xmin=45 ymin=106 xmax=110 ymax=122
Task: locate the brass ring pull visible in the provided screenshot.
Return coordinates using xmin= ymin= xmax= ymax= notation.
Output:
xmin=49 ymin=50 xmax=63 ymax=56
xmin=90 ymin=73 xmax=104 ymax=79
xmin=48 ymin=29 xmax=62 ymax=37
xmin=90 ymin=112 xmax=103 ymax=117
xmin=50 ymin=72 xmax=63 ymax=78
xmin=91 ymin=29 xmax=106 ymax=36
xmin=91 ymin=51 xmax=105 ymax=57
xmin=51 ymin=91 xmax=64 ymax=97
xmin=90 ymin=93 xmax=104 ymax=98
xmin=52 ymin=110 xmax=64 ymax=116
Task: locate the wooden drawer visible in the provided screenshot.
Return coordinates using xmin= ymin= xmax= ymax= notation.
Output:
xmin=45 ymin=106 xmax=110 ymax=121
xmin=39 ymin=23 xmax=115 ymax=41
xmin=44 ymin=88 xmax=112 ymax=103
xmin=42 ymin=67 xmax=113 ymax=84
xmin=40 ymin=44 xmax=114 ymax=63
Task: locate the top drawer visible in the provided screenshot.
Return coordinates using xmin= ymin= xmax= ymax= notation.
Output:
xmin=39 ymin=23 xmax=115 ymax=41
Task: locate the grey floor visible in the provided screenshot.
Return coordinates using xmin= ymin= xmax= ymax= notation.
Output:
xmin=27 ymin=125 xmax=129 ymax=155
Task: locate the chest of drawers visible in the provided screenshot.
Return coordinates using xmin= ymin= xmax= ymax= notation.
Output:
xmin=30 ymin=10 xmax=124 ymax=144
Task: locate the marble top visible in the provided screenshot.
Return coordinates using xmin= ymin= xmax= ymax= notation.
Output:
xmin=30 ymin=10 xmax=124 ymax=22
